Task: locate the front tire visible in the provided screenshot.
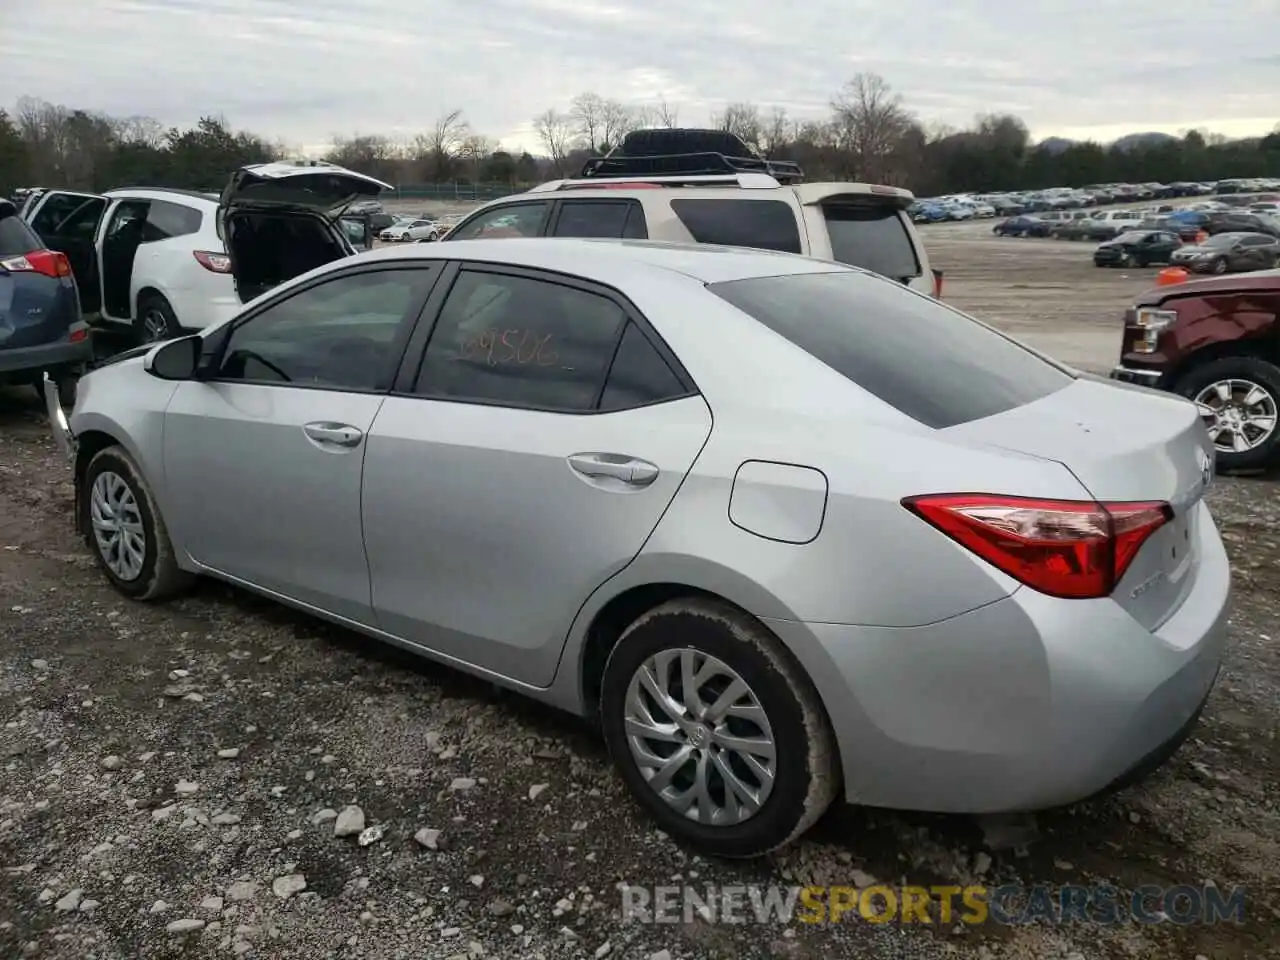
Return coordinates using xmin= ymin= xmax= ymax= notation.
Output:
xmin=80 ymin=445 xmax=193 ymax=600
xmin=1212 ymin=258 xmax=1228 ymax=275
xmin=599 ymin=599 xmax=838 ymax=858
xmin=1175 ymin=357 xmax=1280 ymax=472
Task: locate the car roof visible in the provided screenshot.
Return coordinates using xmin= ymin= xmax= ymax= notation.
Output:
xmin=357 ymin=237 xmax=852 ymax=284
xmin=104 ymin=187 xmax=218 ymax=208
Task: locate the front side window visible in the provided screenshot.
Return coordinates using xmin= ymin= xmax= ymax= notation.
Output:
xmin=670 ymin=198 xmax=801 ymax=254
xmin=413 ymin=269 xmax=626 ymax=411
xmin=216 ymin=268 xmax=437 ymax=391
xmin=710 ymin=270 xmax=1072 ymax=430
xmin=31 ymin=194 xmax=104 ymax=238
xmin=447 ymin=203 xmax=549 ymax=241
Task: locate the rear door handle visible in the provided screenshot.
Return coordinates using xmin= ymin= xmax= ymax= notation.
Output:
xmin=567 ymin=453 xmax=659 ymax=488
xmin=303 ymin=421 xmax=363 ymax=448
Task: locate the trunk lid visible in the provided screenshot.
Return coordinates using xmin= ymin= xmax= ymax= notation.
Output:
xmin=217 ymin=161 xmax=390 ymax=304
xmin=217 ymin=161 xmax=392 ymax=228
xmin=948 ymin=377 xmax=1214 ymax=630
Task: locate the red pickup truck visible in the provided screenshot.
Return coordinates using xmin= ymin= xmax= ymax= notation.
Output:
xmin=1110 ymin=269 xmax=1280 ymax=472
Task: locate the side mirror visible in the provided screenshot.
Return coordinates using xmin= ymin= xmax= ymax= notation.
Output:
xmin=144 ymin=334 xmax=201 ymax=380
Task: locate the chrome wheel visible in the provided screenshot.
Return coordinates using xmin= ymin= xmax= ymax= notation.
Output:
xmin=1195 ymin=379 xmax=1279 ymax=454
xmin=623 ymin=648 xmax=776 ymax=825
xmin=142 ymin=308 xmax=170 ymax=342
xmin=90 ymin=471 xmax=146 ymax=580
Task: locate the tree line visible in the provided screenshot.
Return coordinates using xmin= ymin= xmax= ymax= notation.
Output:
xmin=3 ymin=76 xmax=1279 ymax=200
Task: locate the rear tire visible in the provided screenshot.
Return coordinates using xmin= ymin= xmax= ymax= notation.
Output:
xmin=599 ymin=599 xmax=838 ymax=858
xmin=1175 ymin=357 xmax=1280 ymax=472
xmin=136 ymin=293 xmax=179 ymax=343
xmin=80 ymin=445 xmax=194 ymax=601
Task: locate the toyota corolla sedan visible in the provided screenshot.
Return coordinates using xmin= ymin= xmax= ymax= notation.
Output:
xmin=45 ymin=238 xmax=1230 ymax=858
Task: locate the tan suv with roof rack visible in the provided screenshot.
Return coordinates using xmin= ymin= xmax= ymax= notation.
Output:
xmin=439 ymin=129 xmax=941 ymax=297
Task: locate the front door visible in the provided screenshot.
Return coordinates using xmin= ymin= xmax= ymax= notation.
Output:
xmin=362 ymin=265 xmax=712 ymax=686
xmin=27 ymin=191 xmax=107 ymax=315
xmin=161 ymin=263 xmax=442 ymax=623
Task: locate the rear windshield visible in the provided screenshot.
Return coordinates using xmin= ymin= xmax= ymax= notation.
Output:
xmin=709 ymin=271 xmax=1073 ymax=429
xmin=0 ymin=208 xmax=40 ymax=257
xmin=823 ymin=205 xmax=921 ymax=279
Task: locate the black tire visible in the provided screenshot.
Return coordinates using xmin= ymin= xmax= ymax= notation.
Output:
xmin=1212 ymin=258 xmax=1228 ymax=275
xmin=1174 ymin=357 xmax=1280 ymax=472
xmin=599 ymin=599 xmax=838 ymax=858
xmin=136 ymin=293 xmax=180 ymax=343
xmin=80 ymin=445 xmax=194 ymax=600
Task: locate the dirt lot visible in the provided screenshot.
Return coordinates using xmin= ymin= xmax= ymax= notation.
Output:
xmin=2 ymin=228 xmax=1278 ymax=960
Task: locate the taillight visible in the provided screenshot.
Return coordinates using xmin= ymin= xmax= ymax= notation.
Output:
xmin=68 ymin=327 xmax=88 ymax=343
xmin=194 ymin=250 xmax=232 ymax=273
xmin=0 ymin=250 xmax=72 ymax=278
xmin=902 ymin=494 xmax=1171 ymax=599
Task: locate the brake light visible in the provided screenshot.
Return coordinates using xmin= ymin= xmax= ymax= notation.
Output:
xmin=68 ymin=327 xmax=88 ymax=343
xmin=0 ymin=250 xmax=71 ymax=279
xmin=902 ymin=494 xmax=1171 ymax=599
xmin=194 ymin=250 xmax=232 ymax=273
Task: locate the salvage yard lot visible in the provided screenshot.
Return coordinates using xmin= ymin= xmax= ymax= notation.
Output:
xmin=1 ymin=226 xmax=1278 ymax=960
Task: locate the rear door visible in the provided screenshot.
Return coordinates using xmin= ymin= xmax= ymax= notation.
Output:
xmin=548 ymin=199 xmax=648 ymax=239
xmin=362 ymin=262 xmax=711 ymax=685
xmin=26 ymin=192 xmax=108 ymax=315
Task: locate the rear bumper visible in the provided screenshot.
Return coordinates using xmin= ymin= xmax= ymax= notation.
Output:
xmin=765 ymin=501 xmax=1230 ymax=814
xmin=0 ymin=327 xmax=93 ymax=377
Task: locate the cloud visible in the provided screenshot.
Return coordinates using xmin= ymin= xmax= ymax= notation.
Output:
xmin=1 ymin=0 xmax=1276 ymax=152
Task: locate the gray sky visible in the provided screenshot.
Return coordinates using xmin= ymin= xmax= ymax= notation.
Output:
xmin=2 ymin=0 xmax=1277 ymax=154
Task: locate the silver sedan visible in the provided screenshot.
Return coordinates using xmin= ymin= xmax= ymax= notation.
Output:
xmin=46 ymin=238 xmax=1230 ymax=857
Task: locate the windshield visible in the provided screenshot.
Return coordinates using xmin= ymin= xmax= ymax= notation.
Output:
xmin=709 ymin=271 xmax=1072 ymax=429
xmin=1114 ymin=232 xmax=1148 ymax=243
xmin=822 ymin=205 xmax=920 ymax=279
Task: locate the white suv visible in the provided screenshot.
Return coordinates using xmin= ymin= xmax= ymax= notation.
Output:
xmin=441 ymin=132 xmax=938 ymax=297
xmin=23 ymin=187 xmax=238 ymax=340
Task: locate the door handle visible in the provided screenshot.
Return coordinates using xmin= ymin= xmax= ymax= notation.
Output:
xmin=303 ymin=421 xmax=363 ymax=447
xmin=567 ymin=453 xmax=659 ymax=488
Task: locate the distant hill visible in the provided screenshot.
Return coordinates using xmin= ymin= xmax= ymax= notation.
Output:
xmin=1037 ymin=137 xmax=1076 ymax=154
xmin=1111 ymin=131 xmax=1179 ymax=152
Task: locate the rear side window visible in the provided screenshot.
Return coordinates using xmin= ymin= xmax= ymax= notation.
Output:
xmin=146 ymin=200 xmax=203 ymax=240
xmin=709 ymin=271 xmax=1072 ymax=429
xmin=823 ymin=205 xmax=921 ymax=280
xmin=553 ymin=200 xmax=647 ymax=239
xmin=599 ymin=323 xmax=689 ymax=411
xmin=670 ymin=198 xmax=801 ymax=254
xmin=0 ymin=209 xmax=40 ymax=256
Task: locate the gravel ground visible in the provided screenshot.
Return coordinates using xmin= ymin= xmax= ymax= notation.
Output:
xmin=2 ymin=227 xmax=1278 ymax=960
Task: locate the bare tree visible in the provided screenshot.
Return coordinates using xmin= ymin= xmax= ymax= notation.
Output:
xmin=569 ymin=93 xmax=605 ymax=152
xmin=114 ymin=115 xmax=165 ymax=148
xmin=457 ymin=134 xmax=496 ymax=180
xmin=533 ymin=109 xmax=576 ymax=176
xmin=599 ymin=100 xmax=636 ymax=153
xmin=760 ymin=107 xmax=792 ymax=156
xmin=830 ymin=72 xmax=913 ymax=182
xmin=711 ymin=102 xmax=762 ymax=151
xmin=413 ymin=109 xmax=470 ymax=182
xmin=326 ymin=134 xmax=400 ymax=178
xmin=655 ymin=97 xmax=679 ymax=129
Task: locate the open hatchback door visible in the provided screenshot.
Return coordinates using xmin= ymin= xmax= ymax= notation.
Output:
xmin=217 ymin=161 xmax=392 ymax=303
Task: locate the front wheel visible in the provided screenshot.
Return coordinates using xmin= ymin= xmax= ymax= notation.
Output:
xmin=1176 ymin=357 xmax=1280 ymax=472
xmin=80 ymin=445 xmax=194 ymax=600
xmin=1212 ymin=258 xmax=1228 ymax=275
xmin=599 ymin=599 xmax=838 ymax=858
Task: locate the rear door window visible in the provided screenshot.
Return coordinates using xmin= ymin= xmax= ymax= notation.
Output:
xmin=145 ymin=200 xmax=203 ymax=240
xmin=552 ymin=200 xmax=647 ymax=239
xmin=0 ymin=208 xmax=40 ymax=256
xmin=669 ymin=198 xmax=801 ymax=254
xmin=822 ymin=205 xmax=921 ymax=280
xmin=709 ymin=271 xmax=1072 ymax=429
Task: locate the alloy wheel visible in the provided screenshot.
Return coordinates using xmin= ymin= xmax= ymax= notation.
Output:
xmin=90 ymin=470 xmax=146 ymax=580
xmin=142 ymin=308 xmax=169 ymax=342
xmin=623 ymin=648 xmax=776 ymax=826
xmin=1194 ymin=379 xmax=1279 ymax=454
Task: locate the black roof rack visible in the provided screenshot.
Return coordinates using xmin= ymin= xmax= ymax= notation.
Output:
xmin=580 ymin=128 xmax=804 ymax=183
